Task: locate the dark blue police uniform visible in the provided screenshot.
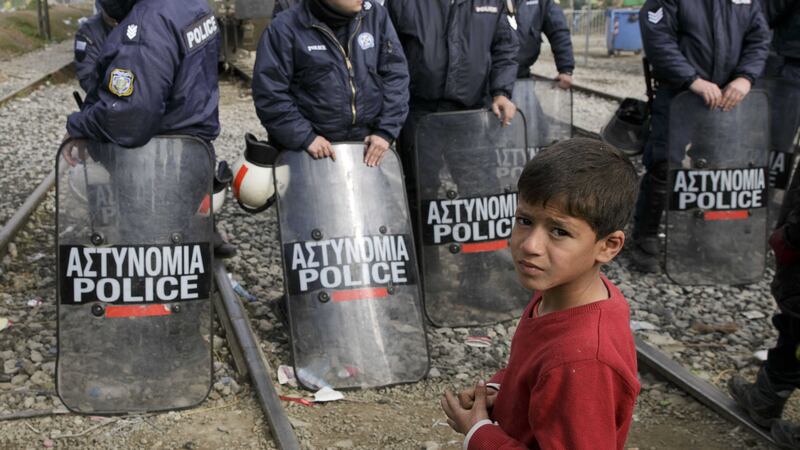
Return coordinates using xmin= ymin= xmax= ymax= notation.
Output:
xmin=253 ymin=0 xmax=409 ymax=151
xmin=74 ymin=13 xmax=112 ymax=95
xmin=387 ymin=0 xmax=518 ymax=110
xmin=66 ymin=0 xmax=221 ymax=148
xmin=513 ymin=0 xmax=574 ymax=78
xmin=632 ymin=0 xmax=769 ymax=248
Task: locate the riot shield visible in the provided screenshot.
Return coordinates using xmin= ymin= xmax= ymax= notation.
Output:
xmin=57 ymin=136 xmax=214 ymax=413
xmin=764 ymin=78 xmax=800 ymax=230
xmin=415 ymin=110 xmax=529 ymax=326
xmin=274 ymin=144 xmax=429 ymax=390
xmin=512 ymin=78 xmax=573 ymax=152
xmin=665 ymin=91 xmax=769 ymax=285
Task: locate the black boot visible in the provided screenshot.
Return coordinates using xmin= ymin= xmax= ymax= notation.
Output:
xmin=771 ymin=420 xmax=800 ymax=449
xmin=729 ymin=368 xmax=793 ymax=428
xmin=630 ymin=164 xmax=668 ymax=273
xmin=213 ymin=229 xmax=237 ymax=259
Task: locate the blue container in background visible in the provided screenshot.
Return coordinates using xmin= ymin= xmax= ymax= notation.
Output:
xmin=605 ymin=8 xmax=643 ymax=56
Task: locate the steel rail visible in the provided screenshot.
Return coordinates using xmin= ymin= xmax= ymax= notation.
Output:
xmin=213 ymin=264 xmax=301 ymax=450
xmin=0 ymin=168 xmax=56 ymax=256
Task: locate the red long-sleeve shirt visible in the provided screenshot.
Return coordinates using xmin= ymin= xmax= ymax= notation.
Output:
xmin=468 ymin=275 xmax=640 ymax=450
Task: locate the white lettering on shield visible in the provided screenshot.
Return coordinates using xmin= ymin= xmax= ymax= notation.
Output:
xmin=425 ymin=193 xmax=516 ymax=244
xmin=65 ymin=244 xmax=206 ymax=303
xmin=287 ymin=235 xmax=412 ymax=293
xmin=671 ymin=168 xmax=767 ymax=211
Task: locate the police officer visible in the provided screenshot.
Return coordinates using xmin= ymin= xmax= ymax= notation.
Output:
xmin=64 ymin=0 xmax=236 ymax=257
xmin=253 ymin=0 xmax=409 ymax=167
xmin=74 ymin=3 xmax=117 ymax=95
xmin=728 ymin=3 xmax=800 ymax=447
xmin=386 ymin=0 xmax=519 ymax=202
xmin=513 ymin=0 xmax=574 ymax=88
xmin=272 ymin=0 xmax=296 ymax=18
xmin=630 ymin=0 xmax=770 ymax=273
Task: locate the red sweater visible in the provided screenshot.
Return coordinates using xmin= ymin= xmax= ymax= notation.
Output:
xmin=468 ymin=275 xmax=640 ymax=450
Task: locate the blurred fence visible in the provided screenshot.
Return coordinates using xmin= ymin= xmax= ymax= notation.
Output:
xmin=564 ymin=9 xmax=609 ymax=36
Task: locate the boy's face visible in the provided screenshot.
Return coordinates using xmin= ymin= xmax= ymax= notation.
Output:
xmin=510 ymin=198 xmax=624 ymax=292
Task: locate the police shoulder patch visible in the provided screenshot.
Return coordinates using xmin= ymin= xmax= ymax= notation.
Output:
xmin=358 ymin=32 xmax=375 ymax=50
xmin=183 ymin=14 xmax=219 ymax=52
xmin=109 ymin=68 xmax=135 ymax=97
xmin=647 ymin=7 xmax=663 ymax=24
xmin=124 ymin=24 xmax=140 ymax=44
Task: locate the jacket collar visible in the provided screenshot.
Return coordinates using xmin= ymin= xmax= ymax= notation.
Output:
xmin=297 ymin=0 xmax=366 ymax=29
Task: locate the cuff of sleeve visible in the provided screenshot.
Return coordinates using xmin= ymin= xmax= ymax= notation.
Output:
xmin=557 ymin=66 xmax=575 ymax=75
xmin=372 ymin=129 xmax=395 ymax=145
xmin=66 ymin=112 xmax=86 ymax=139
xmin=681 ymin=74 xmax=700 ymax=90
xmin=491 ymin=90 xmax=512 ymax=100
xmin=300 ymin=131 xmax=317 ymax=151
xmin=734 ymin=73 xmax=755 ymax=85
xmin=463 ymin=419 xmax=497 ymax=450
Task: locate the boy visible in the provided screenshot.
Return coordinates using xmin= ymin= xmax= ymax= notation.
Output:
xmin=441 ymin=138 xmax=641 ymax=449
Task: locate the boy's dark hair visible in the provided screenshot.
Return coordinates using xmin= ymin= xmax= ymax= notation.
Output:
xmin=517 ymin=138 xmax=639 ymax=239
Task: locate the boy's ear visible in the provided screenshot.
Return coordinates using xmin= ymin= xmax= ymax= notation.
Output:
xmin=595 ymin=230 xmax=625 ymax=264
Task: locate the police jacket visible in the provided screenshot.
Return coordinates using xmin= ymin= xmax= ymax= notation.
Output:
xmin=514 ymin=0 xmax=574 ymax=78
xmin=253 ymin=0 xmax=410 ymax=151
xmin=761 ymin=0 xmax=800 ymax=60
xmin=67 ymin=0 xmax=220 ymax=147
xmin=640 ymin=0 xmax=769 ymax=88
xmin=74 ymin=14 xmax=111 ymax=95
xmin=386 ymin=0 xmax=519 ymax=109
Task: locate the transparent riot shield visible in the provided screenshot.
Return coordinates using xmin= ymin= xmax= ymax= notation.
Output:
xmin=415 ymin=110 xmax=529 ymax=326
xmin=764 ymin=78 xmax=800 ymax=231
xmin=274 ymin=144 xmax=429 ymax=390
xmin=57 ymin=136 xmax=214 ymax=413
xmin=513 ymin=78 xmax=573 ymax=153
xmin=665 ymin=91 xmax=769 ymax=285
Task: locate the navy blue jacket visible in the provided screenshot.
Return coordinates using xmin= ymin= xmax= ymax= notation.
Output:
xmin=67 ymin=0 xmax=220 ymax=147
xmin=514 ymin=0 xmax=574 ymax=78
xmin=387 ymin=0 xmax=519 ymax=109
xmin=762 ymin=0 xmax=800 ymax=60
xmin=640 ymin=0 xmax=769 ymax=88
xmin=74 ymin=14 xmax=111 ymax=95
xmin=253 ymin=0 xmax=409 ymax=151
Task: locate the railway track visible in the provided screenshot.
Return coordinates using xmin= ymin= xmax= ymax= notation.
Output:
xmin=0 ymin=59 xmax=779 ymax=448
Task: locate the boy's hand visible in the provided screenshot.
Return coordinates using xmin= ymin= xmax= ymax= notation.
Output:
xmin=441 ymin=380 xmax=490 ymax=435
xmin=458 ymin=383 xmax=498 ymax=409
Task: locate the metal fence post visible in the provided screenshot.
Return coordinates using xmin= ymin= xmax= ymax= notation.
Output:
xmin=583 ymin=3 xmax=591 ymax=65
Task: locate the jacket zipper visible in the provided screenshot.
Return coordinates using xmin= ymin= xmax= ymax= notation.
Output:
xmin=313 ymin=17 xmax=363 ymax=126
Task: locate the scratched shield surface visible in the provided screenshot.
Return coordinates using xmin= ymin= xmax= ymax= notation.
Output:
xmin=56 ymin=137 xmax=214 ymax=413
xmin=665 ymin=91 xmax=769 ymax=285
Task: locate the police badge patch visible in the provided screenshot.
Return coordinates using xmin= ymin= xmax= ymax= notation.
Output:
xmin=358 ymin=32 xmax=375 ymax=50
xmin=109 ymin=68 xmax=134 ymax=97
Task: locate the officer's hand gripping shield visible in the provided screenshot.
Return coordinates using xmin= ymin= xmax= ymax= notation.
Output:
xmin=512 ymin=78 xmax=573 ymax=151
xmin=665 ymin=91 xmax=770 ymax=285
xmin=415 ymin=110 xmax=529 ymax=327
xmin=274 ymin=144 xmax=429 ymax=390
xmin=56 ymin=136 xmax=214 ymax=413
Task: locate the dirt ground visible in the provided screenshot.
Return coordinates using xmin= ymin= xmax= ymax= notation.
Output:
xmin=0 ymin=3 xmax=91 ymax=60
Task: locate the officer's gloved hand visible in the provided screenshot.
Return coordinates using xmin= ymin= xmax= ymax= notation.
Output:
xmin=770 ymin=224 xmax=800 ymax=267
